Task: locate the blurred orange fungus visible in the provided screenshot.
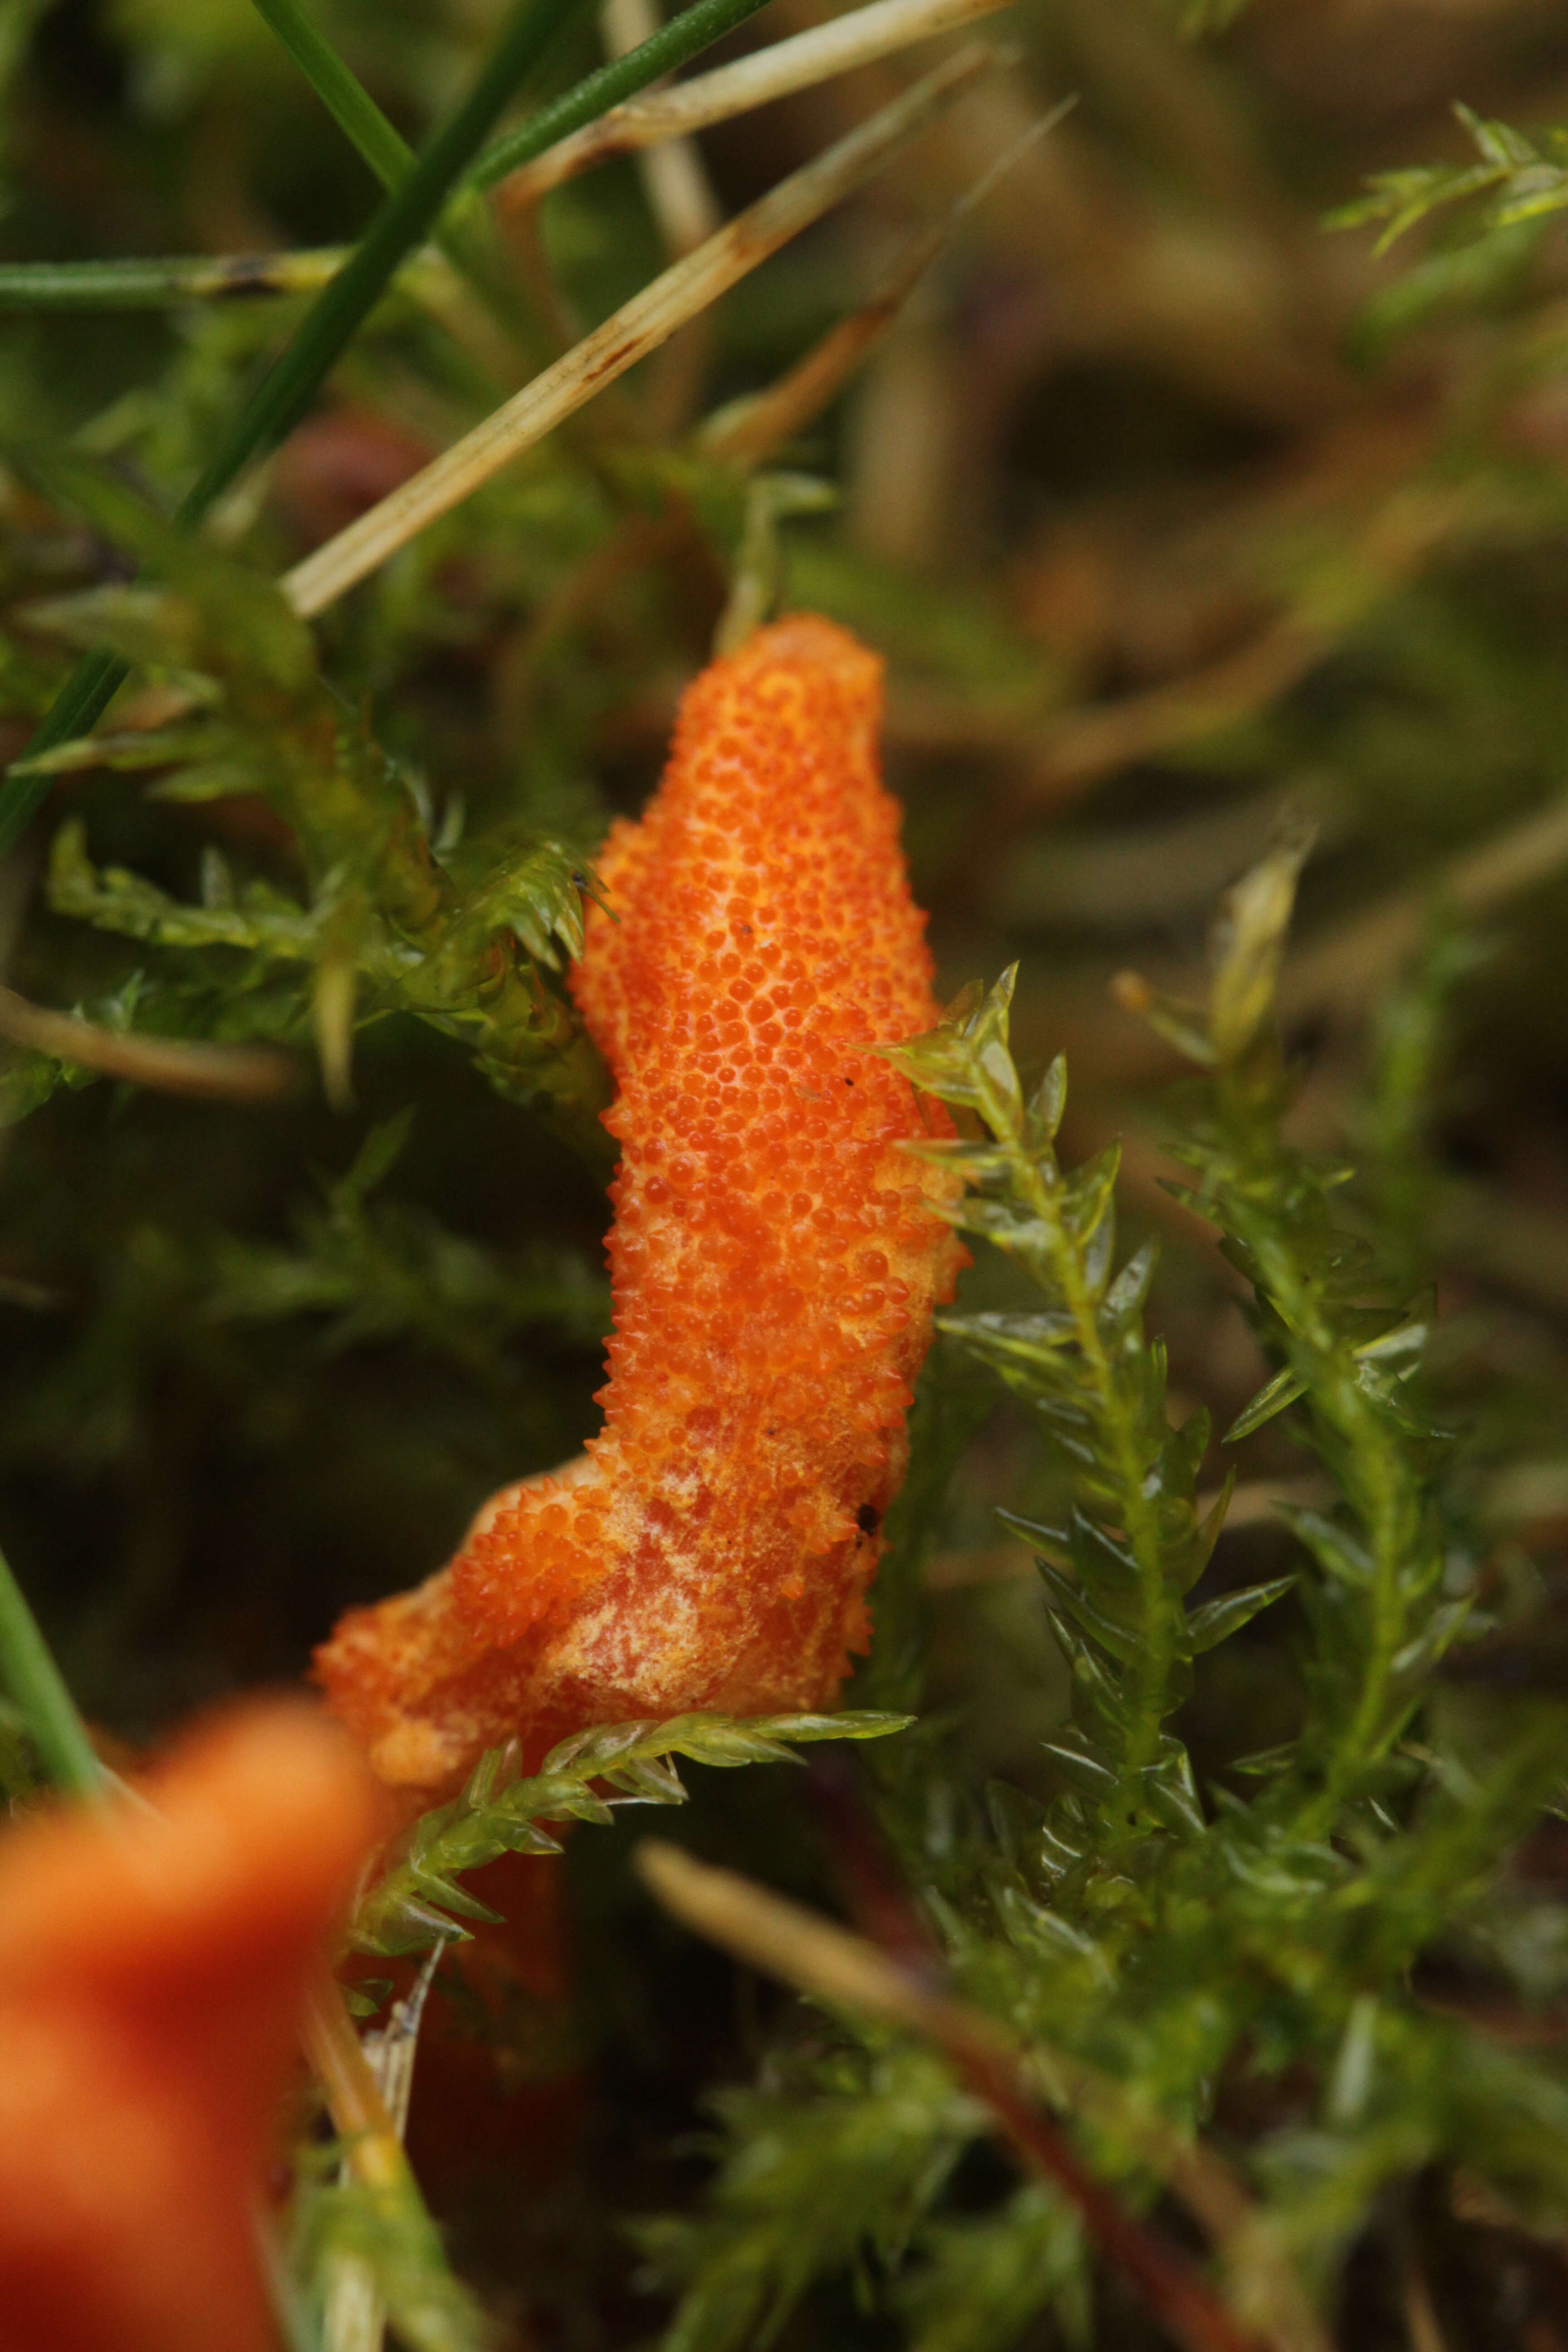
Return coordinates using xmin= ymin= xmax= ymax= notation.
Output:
xmin=317 ymin=615 xmax=965 ymax=1795
xmin=0 ymin=1702 xmax=379 ymax=2352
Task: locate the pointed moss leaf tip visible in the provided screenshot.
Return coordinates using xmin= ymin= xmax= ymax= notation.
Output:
xmin=352 ymin=1709 xmax=911 ymax=1955
xmin=1207 ymin=823 xmax=1315 ymax=1066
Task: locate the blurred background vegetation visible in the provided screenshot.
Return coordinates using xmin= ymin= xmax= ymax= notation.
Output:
xmin=8 ymin=0 xmax=1568 ymax=2343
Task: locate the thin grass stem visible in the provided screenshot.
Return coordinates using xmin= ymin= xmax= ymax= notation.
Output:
xmin=0 ymin=0 xmax=789 ymax=315
xmin=698 ymin=103 xmax=1065 ymax=467
xmin=301 ymin=1973 xmax=492 ymax=2345
xmin=0 ymin=985 xmax=301 ymax=1100
xmin=602 ymin=0 xmax=724 ymax=260
xmin=0 ymin=249 xmax=350 ymax=309
xmin=247 ymin=0 xmax=414 ymax=189
xmin=248 ymin=0 xmax=536 ymax=346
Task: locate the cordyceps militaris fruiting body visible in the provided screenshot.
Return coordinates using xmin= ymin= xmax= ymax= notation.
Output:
xmin=316 ymin=616 xmax=965 ymax=1795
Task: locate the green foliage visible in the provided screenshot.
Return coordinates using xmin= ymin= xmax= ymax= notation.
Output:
xmin=289 ymin=2148 xmax=493 ymax=2352
xmin=898 ymin=2184 xmax=1087 ymax=2352
xmin=5 ymin=5 xmax=1568 ymax=2348
xmin=202 ymin=1110 xmax=609 ymax=1367
xmin=1331 ymin=103 xmax=1568 ymax=353
xmin=0 ymin=1536 xmax=110 ymax=1801
xmin=1334 ymin=104 xmax=1568 ymax=254
xmin=354 ymin=1710 xmax=912 ymax=1957
xmin=11 ymin=455 xmax=609 ymax=1140
xmin=647 ymin=848 xmax=1568 ymax=2352
xmin=883 ymin=969 xmax=1253 ymax=1862
xmin=1 ymin=0 xmax=592 ymax=823
xmin=638 ymin=2045 xmax=985 ymax=2352
xmin=1351 ymin=926 xmax=1491 ymax=1297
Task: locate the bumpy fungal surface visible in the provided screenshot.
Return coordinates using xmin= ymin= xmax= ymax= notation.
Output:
xmin=317 ymin=615 xmax=964 ymax=1795
xmin=0 ymin=1703 xmax=377 ymax=2352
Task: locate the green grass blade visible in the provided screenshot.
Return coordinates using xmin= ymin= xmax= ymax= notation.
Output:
xmin=174 ymin=0 xmax=584 ymax=522
xmin=0 ymin=1540 xmax=109 ymax=1801
xmin=470 ymin=0 xmax=778 ymax=190
xmin=0 ymin=250 xmax=347 ymax=309
xmin=7 ymin=648 xmax=128 ymax=820
xmin=247 ymin=0 xmax=415 ymax=190
xmin=247 ymin=0 xmax=522 ymax=328
xmin=0 ymin=0 xmax=584 ymax=856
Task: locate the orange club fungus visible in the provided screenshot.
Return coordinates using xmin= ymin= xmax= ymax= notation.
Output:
xmin=0 ymin=1702 xmax=379 ymax=2352
xmin=316 ymin=615 xmax=965 ymax=1796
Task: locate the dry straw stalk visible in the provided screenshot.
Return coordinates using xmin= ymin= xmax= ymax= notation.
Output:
xmin=281 ymin=43 xmax=999 ymax=622
xmin=494 ymin=0 xmax=1015 ymax=208
xmin=0 ymin=985 xmax=299 ymax=1100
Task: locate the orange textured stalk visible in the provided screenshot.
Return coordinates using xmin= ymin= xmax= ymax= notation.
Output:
xmin=317 ymin=614 xmax=964 ymax=1795
xmin=0 ymin=1701 xmax=380 ymax=2352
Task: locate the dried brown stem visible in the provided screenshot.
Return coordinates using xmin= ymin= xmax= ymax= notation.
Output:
xmin=301 ymin=1977 xmax=410 ymax=2193
xmin=698 ymin=234 xmax=948 ymax=468
xmin=0 ymin=985 xmax=299 ymax=1101
xmin=601 ymin=0 xmax=723 ymax=258
xmin=636 ymin=1838 xmax=1328 ymax=2352
xmin=700 ymin=102 xmax=1065 ymax=470
xmin=1018 ymin=617 xmax=1323 ymax=809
